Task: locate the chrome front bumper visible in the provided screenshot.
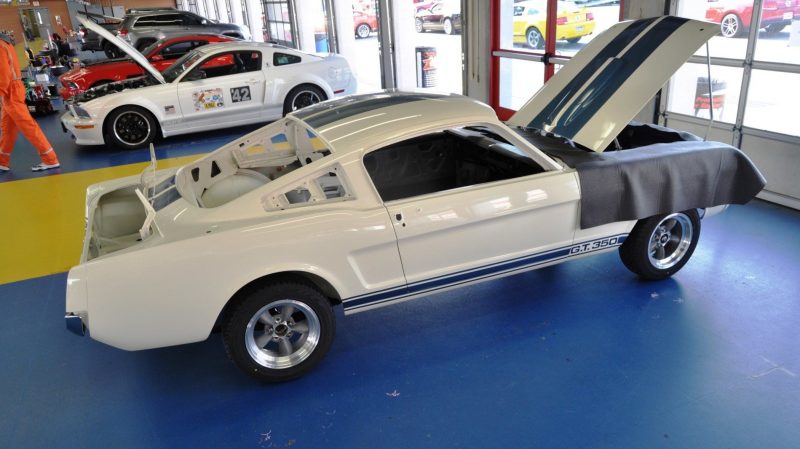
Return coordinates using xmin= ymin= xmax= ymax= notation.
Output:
xmin=66 ymin=313 xmax=86 ymax=336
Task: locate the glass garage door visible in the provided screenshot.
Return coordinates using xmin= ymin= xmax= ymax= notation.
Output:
xmin=664 ymin=0 xmax=800 ymax=209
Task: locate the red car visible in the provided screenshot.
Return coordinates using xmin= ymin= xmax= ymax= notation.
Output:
xmin=353 ymin=10 xmax=378 ymax=38
xmin=706 ymin=0 xmax=800 ymax=38
xmin=59 ymin=34 xmax=235 ymax=100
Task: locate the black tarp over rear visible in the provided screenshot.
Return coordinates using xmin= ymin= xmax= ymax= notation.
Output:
xmin=514 ymin=123 xmax=766 ymax=229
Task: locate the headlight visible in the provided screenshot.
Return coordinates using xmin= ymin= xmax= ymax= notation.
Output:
xmin=73 ymin=105 xmax=92 ymax=119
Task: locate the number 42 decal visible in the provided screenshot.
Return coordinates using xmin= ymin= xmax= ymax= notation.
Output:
xmin=230 ymin=86 xmax=251 ymax=103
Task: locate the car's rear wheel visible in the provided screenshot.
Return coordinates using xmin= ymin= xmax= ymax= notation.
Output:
xmin=444 ymin=18 xmax=454 ymax=35
xmin=104 ymin=106 xmax=158 ymax=150
xmin=103 ymin=41 xmax=122 ymax=58
xmin=415 ymin=18 xmax=425 ymax=33
xmin=356 ymin=23 xmax=371 ymax=38
xmin=283 ymin=84 xmax=326 ymax=116
xmin=566 ymin=37 xmax=581 ymax=44
xmin=765 ymin=23 xmax=786 ymax=33
xmin=222 ymin=282 xmax=335 ymax=382
xmin=720 ymin=13 xmax=743 ymax=38
xmin=526 ymin=27 xmax=544 ymax=49
xmin=619 ymin=210 xmax=701 ymax=280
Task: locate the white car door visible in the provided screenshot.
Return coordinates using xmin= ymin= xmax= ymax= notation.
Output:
xmin=175 ymin=49 xmax=266 ymax=130
xmin=363 ymin=126 xmax=580 ymax=289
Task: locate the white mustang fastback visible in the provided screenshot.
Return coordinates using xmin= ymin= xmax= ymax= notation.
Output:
xmin=65 ymin=17 xmax=765 ymax=382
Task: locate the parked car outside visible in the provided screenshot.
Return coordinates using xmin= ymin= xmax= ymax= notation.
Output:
xmin=353 ymin=9 xmax=378 ymax=38
xmin=116 ymin=10 xmax=251 ymax=51
xmin=415 ymin=1 xmax=462 ymax=34
xmin=64 ymin=17 xmax=765 ymax=383
xmin=705 ymin=0 xmax=800 ymax=38
xmin=62 ymin=17 xmax=355 ymax=149
xmin=513 ymin=0 xmax=596 ymax=49
xmin=60 ymin=34 xmax=236 ymax=101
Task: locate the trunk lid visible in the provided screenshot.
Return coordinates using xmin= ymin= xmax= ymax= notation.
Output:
xmin=506 ymin=16 xmax=718 ymax=152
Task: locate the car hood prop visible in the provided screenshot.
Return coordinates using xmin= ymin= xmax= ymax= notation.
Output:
xmin=506 ymin=16 xmax=718 ymax=153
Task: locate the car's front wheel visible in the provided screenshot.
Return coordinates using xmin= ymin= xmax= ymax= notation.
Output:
xmin=619 ymin=210 xmax=701 ymax=280
xmin=526 ymin=27 xmax=544 ymax=49
xmin=356 ymin=23 xmax=371 ymax=38
xmin=415 ymin=18 xmax=425 ymax=33
xmin=283 ymin=84 xmax=326 ymax=116
xmin=720 ymin=13 xmax=743 ymax=38
xmin=104 ymin=106 xmax=158 ymax=150
xmin=222 ymin=282 xmax=336 ymax=382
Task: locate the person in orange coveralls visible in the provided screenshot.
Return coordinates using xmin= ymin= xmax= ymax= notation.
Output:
xmin=0 ymin=32 xmax=60 ymax=172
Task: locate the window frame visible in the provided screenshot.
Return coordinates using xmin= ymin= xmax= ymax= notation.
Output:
xmin=489 ymin=0 xmax=625 ymax=120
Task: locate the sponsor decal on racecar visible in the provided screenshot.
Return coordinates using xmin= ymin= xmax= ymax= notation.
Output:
xmin=569 ymin=237 xmax=621 ymax=255
xmin=230 ymin=86 xmax=251 ymax=103
xmin=192 ymin=88 xmax=225 ymax=112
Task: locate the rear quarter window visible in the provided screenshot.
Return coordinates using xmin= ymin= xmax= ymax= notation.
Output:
xmin=274 ymin=52 xmax=301 ymax=66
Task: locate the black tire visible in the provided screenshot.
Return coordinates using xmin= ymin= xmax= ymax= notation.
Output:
xmin=619 ymin=209 xmax=701 ymax=280
xmin=282 ymin=84 xmax=326 ymax=116
xmin=103 ymin=41 xmax=122 ymax=58
xmin=720 ymin=13 xmax=743 ymax=38
xmin=765 ymin=23 xmax=786 ymax=33
xmin=526 ymin=27 xmax=544 ymax=49
xmin=415 ymin=18 xmax=425 ymax=33
xmin=566 ymin=37 xmax=581 ymax=44
xmin=222 ymin=282 xmax=335 ymax=383
xmin=356 ymin=23 xmax=371 ymax=39
xmin=104 ymin=106 xmax=158 ymax=150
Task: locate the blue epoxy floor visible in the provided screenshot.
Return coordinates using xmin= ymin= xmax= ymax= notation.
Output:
xmin=1 ymin=199 xmax=799 ymax=448
xmin=1 ymin=112 xmax=799 ymax=448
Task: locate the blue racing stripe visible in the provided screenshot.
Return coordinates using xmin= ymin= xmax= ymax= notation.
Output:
xmin=554 ymin=17 xmax=689 ymax=138
xmin=526 ymin=17 xmax=682 ymax=134
xmin=344 ymin=235 xmax=627 ymax=311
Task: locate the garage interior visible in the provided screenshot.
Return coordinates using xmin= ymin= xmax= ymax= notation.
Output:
xmin=1 ymin=0 xmax=798 ymax=448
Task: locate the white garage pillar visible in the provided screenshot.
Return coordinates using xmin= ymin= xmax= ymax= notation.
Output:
xmin=230 ymin=0 xmax=245 ymax=29
xmin=295 ymin=2 xmax=318 ymax=52
xmin=216 ymin=0 xmax=230 ymax=22
xmin=246 ymin=0 xmax=264 ymax=42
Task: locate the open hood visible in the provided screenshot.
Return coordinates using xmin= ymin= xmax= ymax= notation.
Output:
xmin=507 ymin=16 xmax=717 ymax=152
xmin=77 ymin=15 xmax=166 ymax=84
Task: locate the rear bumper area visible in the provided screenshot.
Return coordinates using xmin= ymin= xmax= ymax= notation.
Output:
xmin=66 ymin=314 xmax=86 ymax=336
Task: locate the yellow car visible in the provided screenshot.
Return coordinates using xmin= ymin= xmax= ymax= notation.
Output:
xmin=513 ymin=0 xmax=597 ymax=49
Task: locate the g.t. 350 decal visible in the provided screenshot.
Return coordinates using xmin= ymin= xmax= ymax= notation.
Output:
xmin=570 ymin=236 xmax=624 ymax=255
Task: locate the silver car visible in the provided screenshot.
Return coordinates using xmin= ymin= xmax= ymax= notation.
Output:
xmin=116 ymin=10 xmax=251 ymax=52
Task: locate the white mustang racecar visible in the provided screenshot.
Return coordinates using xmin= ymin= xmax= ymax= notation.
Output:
xmin=61 ymin=16 xmax=355 ymax=149
xmin=65 ymin=17 xmax=765 ymax=382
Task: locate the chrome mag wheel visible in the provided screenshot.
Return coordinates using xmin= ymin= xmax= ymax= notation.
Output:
xmin=647 ymin=212 xmax=694 ymax=270
xmin=244 ymin=299 xmax=321 ymax=370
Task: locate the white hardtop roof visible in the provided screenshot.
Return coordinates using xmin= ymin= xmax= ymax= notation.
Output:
xmin=193 ymin=41 xmax=305 ymax=55
xmin=290 ymin=91 xmax=499 ymax=156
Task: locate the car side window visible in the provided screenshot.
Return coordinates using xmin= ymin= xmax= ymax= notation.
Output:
xmin=161 ymin=41 xmax=201 ymax=59
xmin=135 ymin=14 xmax=183 ymax=27
xmin=273 ymin=52 xmax=301 ymax=66
xmin=363 ymin=126 xmax=546 ymax=202
xmin=181 ymin=13 xmax=203 ymax=26
xmin=183 ymin=51 xmax=262 ymax=81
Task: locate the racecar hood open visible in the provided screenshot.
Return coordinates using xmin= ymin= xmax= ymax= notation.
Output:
xmin=77 ymin=14 xmax=166 ymax=84
xmin=507 ymin=16 xmax=718 ymax=153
